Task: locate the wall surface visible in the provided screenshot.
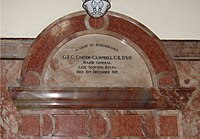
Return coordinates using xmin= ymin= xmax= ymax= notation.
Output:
xmin=1 ymin=1 xmax=200 ymax=139
xmin=1 ymin=0 xmax=200 ymax=39
xmin=1 ymin=42 xmax=200 ymax=138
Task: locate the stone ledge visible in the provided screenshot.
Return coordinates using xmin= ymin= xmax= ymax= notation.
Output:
xmin=9 ymin=87 xmax=195 ymax=110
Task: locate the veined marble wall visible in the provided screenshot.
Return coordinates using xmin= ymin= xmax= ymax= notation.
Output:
xmin=1 ymin=60 xmax=199 ymax=138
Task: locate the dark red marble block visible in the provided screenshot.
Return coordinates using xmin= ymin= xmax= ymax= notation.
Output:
xmin=160 ymin=116 xmax=178 ymax=136
xmin=54 ymin=115 xmax=87 ymax=136
xmin=20 ymin=116 xmax=40 ymax=136
xmin=110 ymin=115 xmax=144 ymax=136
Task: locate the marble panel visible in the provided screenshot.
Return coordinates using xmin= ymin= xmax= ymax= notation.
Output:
xmin=0 ymin=60 xmax=23 ymax=138
xmin=44 ymin=34 xmax=153 ymax=87
xmin=175 ymin=61 xmax=200 ymax=138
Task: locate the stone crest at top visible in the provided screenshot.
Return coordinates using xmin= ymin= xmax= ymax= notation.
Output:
xmin=82 ymin=0 xmax=111 ymax=18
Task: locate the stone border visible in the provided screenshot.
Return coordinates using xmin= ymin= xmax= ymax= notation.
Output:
xmin=1 ymin=39 xmax=199 ymax=60
xmin=6 ymin=11 xmax=179 ymax=87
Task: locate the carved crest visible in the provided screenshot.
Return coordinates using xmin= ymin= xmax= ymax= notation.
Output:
xmin=82 ymin=0 xmax=111 ymax=18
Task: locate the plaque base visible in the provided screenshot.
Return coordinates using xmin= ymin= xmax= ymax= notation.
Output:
xmin=10 ymin=87 xmax=195 ymax=110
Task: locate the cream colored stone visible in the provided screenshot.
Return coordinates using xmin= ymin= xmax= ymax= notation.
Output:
xmin=44 ymin=34 xmax=153 ymax=87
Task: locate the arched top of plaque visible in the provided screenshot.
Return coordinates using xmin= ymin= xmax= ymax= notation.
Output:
xmin=21 ymin=11 xmax=179 ymax=88
xmin=10 ymin=11 xmax=195 ymax=110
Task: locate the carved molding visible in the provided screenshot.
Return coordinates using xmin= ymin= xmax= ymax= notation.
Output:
xmin=9 ymin=87 xmax=195 ymax=110
xmin=163 ymin=40 xmax=200 ymax=60
xmin=0 ymin=39 xmax=33 ymax=60
xmin=1 ymin=39 xmax=199 ymax=60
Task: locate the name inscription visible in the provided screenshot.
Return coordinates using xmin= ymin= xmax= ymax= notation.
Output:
xmin=62 ymin=43 xmax=133 ymax=75
xmin=44 ymin=34 xmax=152 ymax=87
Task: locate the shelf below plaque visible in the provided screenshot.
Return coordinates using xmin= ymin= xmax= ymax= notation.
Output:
xmin=10 ymin=87 xmax=195 ymax=110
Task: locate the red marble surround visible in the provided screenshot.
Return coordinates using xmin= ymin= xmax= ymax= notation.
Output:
xmin=21 ymin=11 xmax=179 ymax=87
xmin=9 ymin=11 xmax=194 ymax=110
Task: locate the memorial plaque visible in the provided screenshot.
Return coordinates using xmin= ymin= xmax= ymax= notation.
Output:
xmin=10 ymin=10 xmax=194 ymax=110
xmin=44 ymin=34 xmax=152 ymax=87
